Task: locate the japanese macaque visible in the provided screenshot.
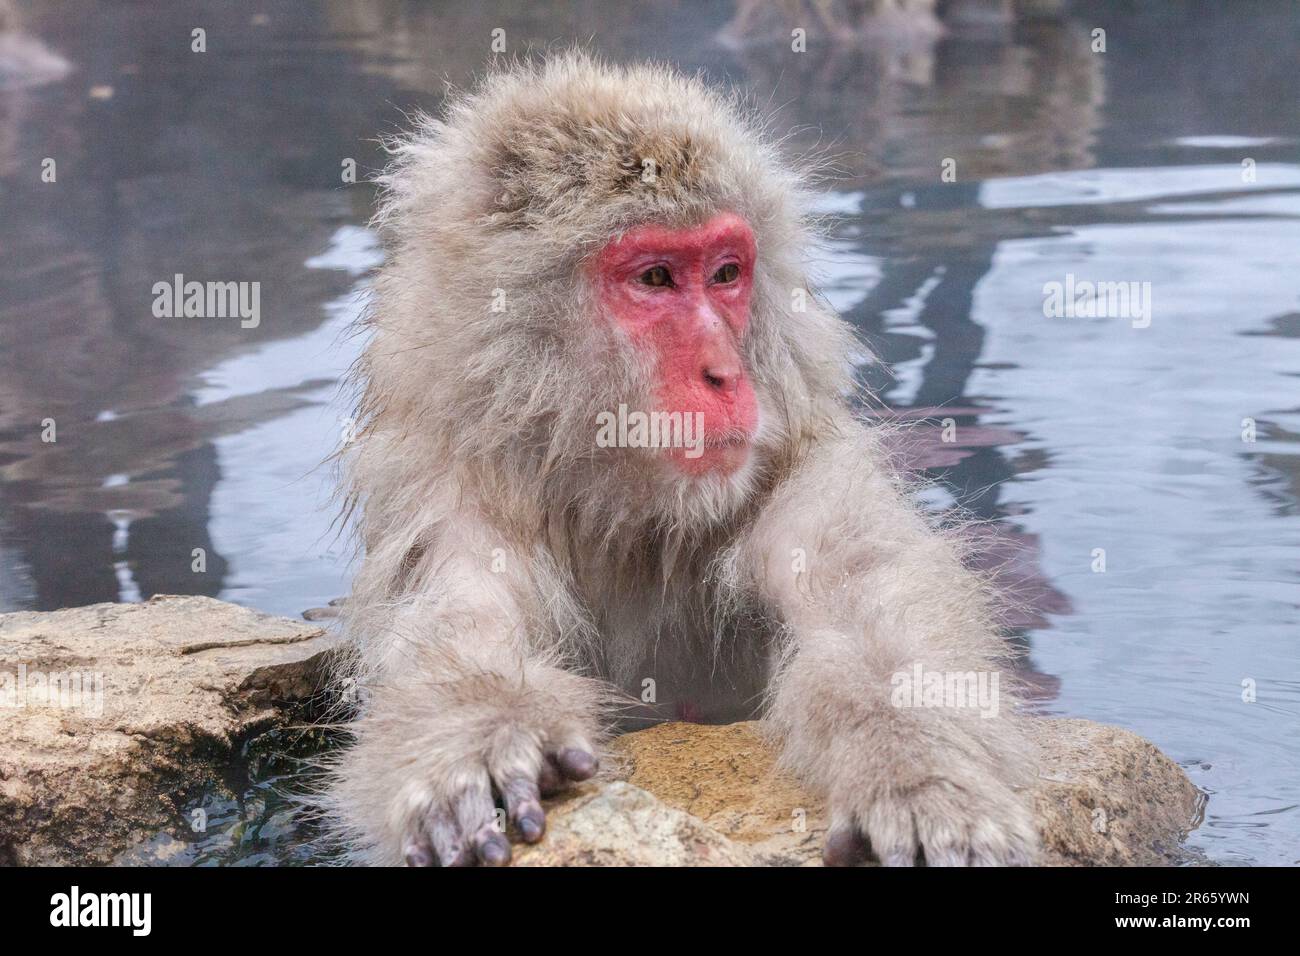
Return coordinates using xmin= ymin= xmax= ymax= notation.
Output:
xmin=325 ymin=52 xmax=1038 ymax=867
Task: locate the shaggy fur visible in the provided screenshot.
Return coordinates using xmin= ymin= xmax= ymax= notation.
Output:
xmin=325 ymin=51 xmax=1038 ymax=867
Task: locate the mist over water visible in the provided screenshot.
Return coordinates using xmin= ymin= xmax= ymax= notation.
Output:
xmin=2 ymin=0 xmax=1297 ymax=864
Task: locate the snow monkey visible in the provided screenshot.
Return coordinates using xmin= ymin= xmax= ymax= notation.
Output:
xmin=326 ymin=52 xmax=1038 ymax=867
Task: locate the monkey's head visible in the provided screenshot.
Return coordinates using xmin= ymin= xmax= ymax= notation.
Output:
xmin=360 ymin=52 xmax=857 ymax=535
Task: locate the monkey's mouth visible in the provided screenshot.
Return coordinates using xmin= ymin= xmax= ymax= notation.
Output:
xmin=665 ymin=427 xmax=755 ymax=477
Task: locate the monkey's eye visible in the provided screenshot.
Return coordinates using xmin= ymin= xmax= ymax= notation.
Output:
xmin=712 ymin=262 xmax=741 ymax=284
xmin=638 ymin=265 xmax=674 ymax=287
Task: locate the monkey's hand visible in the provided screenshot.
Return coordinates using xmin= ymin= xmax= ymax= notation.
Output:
xmin=812 ymin=707 xmax=1038 ymax=867
xmin=769 ymin=642 xmax=1034 ymax=868
xmin=333 ymin=658 xmax=605 ymax=866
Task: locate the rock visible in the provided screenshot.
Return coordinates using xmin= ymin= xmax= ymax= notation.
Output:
xmin=512 ymin=781 xmax=754 ymax=866
xmin=2 ymin=596 xmax=1202 ymax=867
xmin=608 ymin=720 xmax=823 ymax=865
xmin=1028 ymin=719 xmax=1206 ymax=866
xmin=594 ymin=719 xmax=1203 ymax=866
xmin=0 ymin=595 xmax=336 ymax=865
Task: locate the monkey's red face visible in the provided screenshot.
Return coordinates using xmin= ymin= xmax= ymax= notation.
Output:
xmin=592 ymin=212 xmax=760 ymax=477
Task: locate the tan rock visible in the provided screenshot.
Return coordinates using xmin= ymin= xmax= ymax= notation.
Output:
xmin=609 ymin=720 xmax=824 ymax=865
xmin=1028 ymin=718 xmax=1206 ymax=866
xmin=602 ymin=718 xmax=1203 ymax=866
xmin=512 ymin=781 xmax=754 ymax=866
xmin=0 ymin=595 xmax=336 ymax=865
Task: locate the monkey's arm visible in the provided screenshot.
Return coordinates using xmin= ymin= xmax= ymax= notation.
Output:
xmin=744 ymin=429 xmax=1039 ymax=866
xmin=329 ymin=518 xmax=606 ymax=866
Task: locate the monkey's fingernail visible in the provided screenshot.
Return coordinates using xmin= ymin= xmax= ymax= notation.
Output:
xmin=478 ymin=833 xmax=511 ymax=866
xmin=822 ymin=825 xmax=869 ymax=867
xmin=404 ymin=843 xmax=436 ymax=867
xmin=506 ymin=796 xmax=543 ymax=842
xmin=557 ymin=748 xmax=598 ymax=780
xmin=517 ymin=806 xmax=545 ymax=843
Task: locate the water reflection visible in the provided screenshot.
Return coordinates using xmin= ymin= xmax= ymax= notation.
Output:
xmin=1 ymin=0 xmax=1297 ymax=864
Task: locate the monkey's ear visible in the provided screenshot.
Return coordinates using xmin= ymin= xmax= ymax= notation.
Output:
xmin=485 ymin=141 xmax=536 ymax=223
xmin=492 ymin=187 xmax=526 ymax=218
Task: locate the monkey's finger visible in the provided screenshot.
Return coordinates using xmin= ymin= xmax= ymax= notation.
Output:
xmin=471 ymin=823 xmax=512 ymax=866
xmin=451 ymin=780 xmax=506 ymax=866
xmin=552 ymin=744 xmax=599 ymax=781
xmin=923 ymin=847 xmax=969 ymax=867
xmin=403 ymin=841 xmax=436 ymax=867
xmin=862 ymin=800 xmax=921 ymax=868
xmin=425 ymin=808 xmax=472 ymax=867
xmin=910 ymin=786 xmax=974 ymax=867
xmin=537 ymin=754 xmax=565 ymax=796
xmin=537 ymin=743 xmax=597 ymax=793
xmin=969 ymin=814 xmax=1033 ymax=867
xmin=501 ymin=777 xmax=546 ymax=843
xmin=822 ymin=820 xmax=870 ymax=867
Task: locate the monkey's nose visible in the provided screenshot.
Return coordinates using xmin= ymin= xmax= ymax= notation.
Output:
xmin=701 ymin=361 xmax=741 ymax=393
